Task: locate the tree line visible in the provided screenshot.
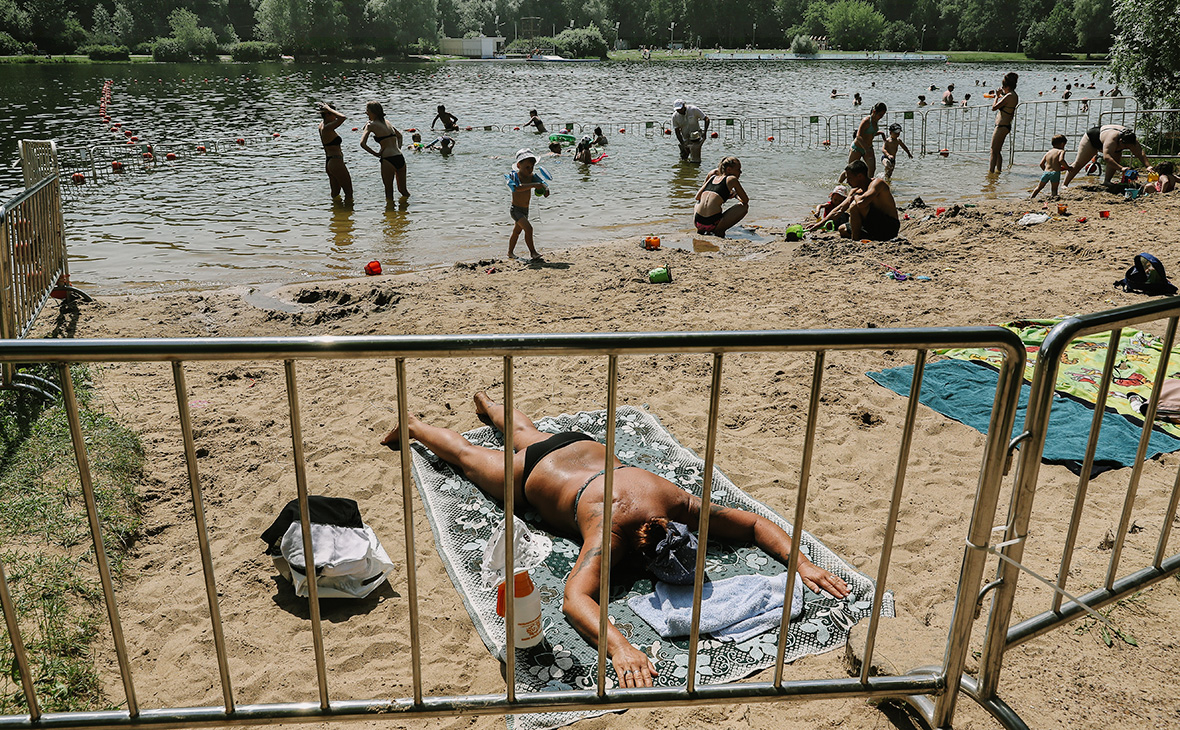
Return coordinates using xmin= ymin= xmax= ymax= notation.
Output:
xmin=0 ymin=0 xmax=1116 ymax=58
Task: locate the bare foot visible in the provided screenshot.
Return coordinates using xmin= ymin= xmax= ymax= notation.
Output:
xmin=473 ymin=391 xmax=497 ymax=428
xmin=380 ymin=413 xmax=418 ymax=451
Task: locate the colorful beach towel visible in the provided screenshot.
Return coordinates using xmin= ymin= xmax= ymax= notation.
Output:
xmin=409 ymin=406 xmax=891 ymax=730
xmin=940 ymin=319 xmax=1180 ymax=439
xmin=867 ymin=359 xmax=1180 ymax=476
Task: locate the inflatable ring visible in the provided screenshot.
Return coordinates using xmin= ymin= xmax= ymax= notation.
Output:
xmin=549 ymin=133 xmax=576 ymax=144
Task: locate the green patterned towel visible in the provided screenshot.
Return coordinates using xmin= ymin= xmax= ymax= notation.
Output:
xmin=409 ymin=406 xmax=892 ymax=730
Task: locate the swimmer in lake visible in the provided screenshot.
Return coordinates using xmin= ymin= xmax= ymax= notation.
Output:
xmin=359 ymin=101 xmax=409 ymax=198
xmin=317 ymin=102 xmax=352 ymax=203
xmin=432 ymin=104 xmax=459 ymax=132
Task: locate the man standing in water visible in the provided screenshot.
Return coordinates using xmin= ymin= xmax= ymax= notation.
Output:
xmin=672 ymin=99 xmax=710 ymax=162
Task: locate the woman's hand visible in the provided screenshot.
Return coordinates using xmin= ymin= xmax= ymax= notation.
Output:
xmin=612 ymin=643 xmax=657 ymax=688
xmin=798 ymin=560 xmax=850 ymax=599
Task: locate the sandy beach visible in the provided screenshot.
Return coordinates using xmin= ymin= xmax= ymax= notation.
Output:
xmin=29 ymin=185 xmax=1180 ymax=730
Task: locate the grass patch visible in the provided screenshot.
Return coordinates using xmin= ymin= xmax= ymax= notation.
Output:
xmin=0 ymin=365 xmax=144 ymax=714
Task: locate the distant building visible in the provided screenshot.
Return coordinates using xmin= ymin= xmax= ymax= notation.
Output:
xmin=439 ymin=36 xmax=506 ymax=59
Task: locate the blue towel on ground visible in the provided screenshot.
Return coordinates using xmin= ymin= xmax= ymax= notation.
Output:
xmin=627 ymin=572 xmax=804 ymax=643
xmin=866 ymin=359 xmax=1180 ymax=477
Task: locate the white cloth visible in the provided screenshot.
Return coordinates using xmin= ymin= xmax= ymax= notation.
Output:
xmin=480 ymin=519 xmax=553 ymax=588
xmin=672 ymin=105 xmax=707 ymax=138
xmin=277 ymin=523 xmax=394 ymax=599
xmin=627 ymin=571 xmax=804 ymax=643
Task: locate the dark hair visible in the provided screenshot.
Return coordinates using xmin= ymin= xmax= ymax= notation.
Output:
xmin=594 ymin=126 xmax=603 ymax=135
xmin=529 ymin=109 xmax=537 ymax=116
xmin=872 ymin=102 xmax=886 ymax=114
xmin=366 ymin=101 xmax=385 ymax=119
xmin=636 ymin=517 xmax=669 ymax=557
xmin=888 ymin=123 xmax=902 ymax=133
xmin=845 ymin=159 xmax=869 ymax=178
xmin=918 ymin=95 xmax=926 ymax=100
xmin=1003 ymin=72 xmax=1018 ymax=89
xmin=548 ymin=142 xmax=562 ymax=152
xmin=1052 ymin=134 xmax=1067 ymax=147
xmin=1159 ymin=161 xmax=1175 ymax=176
xmin=1118 ymin=128 xmax=1138 ymax=145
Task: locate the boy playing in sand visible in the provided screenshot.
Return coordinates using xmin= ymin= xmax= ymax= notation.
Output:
xmin=881 ymin=124 xmax=913 ymax=180
xmin=1031 ymin=134 xmax=1068 ymax=199
xmin=508 ymin=149 xmax=548 ymax=260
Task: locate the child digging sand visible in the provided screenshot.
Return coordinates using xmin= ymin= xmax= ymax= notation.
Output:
xmin=507 ymin=148 xmax=549 ymax=260
xmin=1031 ymin=134 xmax=1068 ymax=199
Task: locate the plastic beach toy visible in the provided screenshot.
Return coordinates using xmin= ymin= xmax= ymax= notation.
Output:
xmin=648 ymin=266 xmax=672 ymax=284
xmin=548 ymin=133 xmax=576 ymax=145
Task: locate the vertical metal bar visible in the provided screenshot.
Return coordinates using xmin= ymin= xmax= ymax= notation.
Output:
xmin=393 ymin=358 xmax=423 ymax=705
xmin=58 ymin=363 xmax=139 ymax=716
xmin=501 ymin=356 xmax=516 ymax=702
xmin=0 ymin=205 xmax=13 ymax=388
xmin=933 ymin=344 xmax=1026 ymax=725
xmin=0 ymin=544 xmax=40 ymax=720
xmin=283 ymin=360 xmax=329 ymax=710
xmin=860 ymin=350 xmax=926 ymax=683
xmin=686 ymin=353 xmax=724 ymax=692
xmin=1106 ymin=317 xmax=1178 ymax=588
xmin=773 ymin=351 xmax=825 ymax=687
xmin=171 ymin=362 xmax=235 ymax=712
xmin=1155 ymin=461 xmax=1180 ymax=568
xmin=595 ymin=355 xmax=619 ymax=696
xmin=1053 ymin=329 xmax=1122 ymax=611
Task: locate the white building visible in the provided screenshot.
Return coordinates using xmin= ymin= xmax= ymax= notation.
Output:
xmin=439 ymin=36 xmax=506 ymax=59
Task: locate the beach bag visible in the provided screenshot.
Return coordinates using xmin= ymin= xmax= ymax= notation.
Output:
xmin=1114 ymin=253 xmax=1177 ymax=296
xmin=260 ymin=496 xmax=395 ymax=599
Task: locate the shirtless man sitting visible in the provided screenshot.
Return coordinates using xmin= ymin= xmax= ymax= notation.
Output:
xmin=810 ymin=160 xmax=900 ymax=241
xmin=1062 ymin=124 xmax=1154 ymax=187
xmin=381 ymin=392 xmax=850 ymax=689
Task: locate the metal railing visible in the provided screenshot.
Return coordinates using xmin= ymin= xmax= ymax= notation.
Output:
xmin=970 ymin=298 xmax=1180 ymax=728
xmin=19 ymin=141 xmax=59 ymax=187
xmin=0 ymin=326 xmax=1025 ymax=729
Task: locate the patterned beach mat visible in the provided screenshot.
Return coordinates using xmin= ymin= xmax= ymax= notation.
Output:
xmin=409 ymin=406 xmax=893 ymax=730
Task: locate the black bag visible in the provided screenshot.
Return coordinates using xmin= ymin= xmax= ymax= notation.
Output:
xmin=1115 ymin=253 xmax=1177 ymax=296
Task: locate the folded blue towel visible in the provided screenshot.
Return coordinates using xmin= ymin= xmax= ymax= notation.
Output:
xmin=627 ymin=572 xmax=804 ymax=643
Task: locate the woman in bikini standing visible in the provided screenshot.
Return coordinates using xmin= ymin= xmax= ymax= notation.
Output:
xmin=844 ymin=102 xmax=887 ymax=180
xmin=359 ymin=101 xmax=410 ymax=198
xmin=381 ymin=392 xmax=849 ymax=689
xmin=989 ymin=72 xmax=1019 ymax=174
xmin=318 ymin=103 xmax=352 ymax=203
xmin=693 ymin=156 xmax=748 ymax=238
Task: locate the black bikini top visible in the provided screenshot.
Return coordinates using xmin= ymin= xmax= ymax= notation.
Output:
xmin=374 ymin=132 xmax=395 ymax=142
xmin=322 ymin=136 xmax=342 ymax=148
xmin=704 ymin=175 xmax=732 ymax=201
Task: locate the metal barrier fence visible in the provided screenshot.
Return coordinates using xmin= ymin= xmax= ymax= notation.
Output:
xmin=0 ymin=327 xmax=1026 ymax=729
xmin=1099 ymin=108 xmax=1180 ymax=158
xmin=55 ymin=134 xmax=284 ymax=185
xmin=18 ymin=141 xmax=59 ymax=187
xmin=968 ymin=298 xmax=1180 ymax=729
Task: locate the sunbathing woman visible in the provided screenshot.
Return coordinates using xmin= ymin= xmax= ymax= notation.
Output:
xmin=381 ymin=392 xmax=850 ymax=689
xmin=359 ymin=101 xmax=409 ymax=198
xmin=318 ymin=103 xmax=352 ymax=203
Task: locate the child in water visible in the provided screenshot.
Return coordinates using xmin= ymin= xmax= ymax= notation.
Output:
xmin=881 ymin=123 xmax=913 ymax=180
xmin=507 ymin=149 xmax=548 ymax=260
xmin=1030 ymin=134 xmax=1068 ymax=199
xmin=524 ymin=109 xmax=547 ymax=134
xmin=573 ymin=136 xmax=594 ymax=163
xmin=592 ymin=126 xmax=609 ymax=146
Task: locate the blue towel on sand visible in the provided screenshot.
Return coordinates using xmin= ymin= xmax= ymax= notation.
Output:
xmin=867 ymin=359 xmax=1180 ymax=476
xmin=628 ymin=572 xmax=804 ymax=643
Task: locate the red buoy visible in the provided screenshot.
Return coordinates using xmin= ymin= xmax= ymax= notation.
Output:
xmin=130 ymin=136 xmax=139 ymax=142
xmin=124 ymin=130 xmax=132 ymax=137
xmin=236 ymin=138 xmax=245 ymax=145
xmin=111 ymin=160 xmax=123 ymax=171
xmin=196 ymin=145 xmax=206 ymax=152
xmin=709 ymin=131 xmax=718 ymax=138
xmin=143 ymin=152 xmax=153 ymax=160
xmin=71 ymin=172 xmax=85 ymax=183
xmin=514 ymin=126 xmax=521 ymax=131
xmin=352 ymin=127 xmax=359 ymax=131
xmin=619 ymin=128 xmax=625 ymax=133
xmin=165 ymin=152 xmax=177 ymax=160
xmin=364 ymin=260 xmax=382 ymax=275
xmin=272 ymin=132 xmax=280 ymax=138
xmin=767 ymin=135 xmax=774 ymax=141
xmin=939 ymin=148 xmax=949 ymax=157
xmin=465 ymin=126 xmax=473 ymax=131
xmin=663 ymin=128 xmax=671 ymax=135
xmin=822 ymin=139 xmax=831 ymax=146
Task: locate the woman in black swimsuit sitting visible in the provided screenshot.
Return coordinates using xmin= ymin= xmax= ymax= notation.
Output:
xmin=381 ymin=392 xmax=849 ymax=689
xmin=318 ymin=103 xmax=353 ymax=203
xmin=359 ymin=101 xmax=410 ymax=199
xmin=693 ymin=156 xmax=748 ymax=237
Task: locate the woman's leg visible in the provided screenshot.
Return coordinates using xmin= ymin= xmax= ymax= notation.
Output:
xmin=1063 ymin=137 xmax=1098 ymax=187
xmin=989 ymin=127 xmax=1009 ymax=173
xmin=380 ymin=159 xmax=394 ymax=198
xmin=473 ymin=391 xmax=551 ymax=450
xmin=395 ymin=162 xmax=409 ymax=197
xmin=864 ymin=146 xmax=877 ymax=177
xmin=714 ymin=203 xmax=748 ymax=237
xmin=382 ymin=414 xmax=526 ymax=504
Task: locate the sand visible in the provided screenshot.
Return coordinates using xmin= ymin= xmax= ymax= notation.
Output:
xmin=27 ymin=186 xmax=1180 ymax=730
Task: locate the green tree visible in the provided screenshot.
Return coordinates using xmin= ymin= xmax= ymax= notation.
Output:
xmin=824 ymin=0 xmax=884 ymax=50
xmin=307 ymin=0 xmax=347 ymax=52
xmin=880 ymin=19 xmax=917 ymax=51
xmin=785 ymin=2 xmax=827 ymax=41
xmin=0 ymin=0 xmax=32 ymax=41
xmin=1072 ymin=0 xmax=1112 ymax=53
xmin=956 ymin=0 xmax=1021 ymax=51
xmin=367 ymin=0 xmax=437 ymax=53
xmin=1108 ymin=0 xmax=1180 ymax=106
xmin=168 ymin=7 xmax=218 ymax=54
xmin=89 ymin=4 xmax=115 ymax=44
xmin=254 ymin=0 xmax=308 ymax=50
xmin=112 ymin=3 xmax=135 ymax=44
xmin=1022 ymin=0 xmax=1073 ymax=57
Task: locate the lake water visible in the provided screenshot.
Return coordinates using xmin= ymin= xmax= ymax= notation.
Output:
xmin=0 ymin=60 xmax=1109 ymax=294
